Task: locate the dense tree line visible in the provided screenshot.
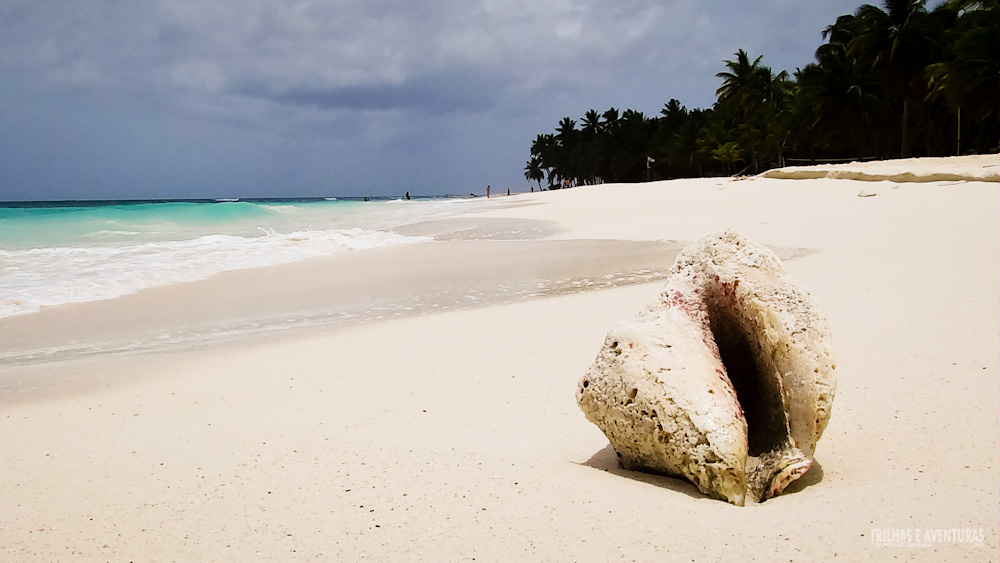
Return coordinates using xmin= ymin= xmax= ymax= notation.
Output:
xmin=524 ymin=0 xmax=998 ymax=188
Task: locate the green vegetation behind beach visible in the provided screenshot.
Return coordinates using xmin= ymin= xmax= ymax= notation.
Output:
xmin=524 ymin=0 xmax=998 ymax=187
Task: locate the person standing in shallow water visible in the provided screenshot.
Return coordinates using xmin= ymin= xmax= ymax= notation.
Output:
xmin=405 ymin=191 xmax=410 ymax=200
xmin=486 ymin=185 xmax=491 ymax=198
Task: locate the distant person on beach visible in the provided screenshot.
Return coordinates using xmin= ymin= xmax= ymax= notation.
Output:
xmin=486 ymin=185 xmax=491 ymax=198
xmin=507 ymin=188 xmax=510 ymax=196
xmin=405 ymin=191 xmax=410 ymax=200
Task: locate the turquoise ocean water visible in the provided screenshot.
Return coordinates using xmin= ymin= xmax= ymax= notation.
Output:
xmin=0 ymin=196 xmax=476 ymax=318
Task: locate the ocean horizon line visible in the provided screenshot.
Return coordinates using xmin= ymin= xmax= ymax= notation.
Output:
xmin=0 ymin=194 xmax=479 ymax=208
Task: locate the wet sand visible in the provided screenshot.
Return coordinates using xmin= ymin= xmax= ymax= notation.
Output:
xmin=0 ymin=238 xmax=680 ymax=371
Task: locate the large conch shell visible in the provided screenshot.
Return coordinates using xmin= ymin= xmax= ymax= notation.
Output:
xmin=577 ymin=230 xmax=836 ymax=505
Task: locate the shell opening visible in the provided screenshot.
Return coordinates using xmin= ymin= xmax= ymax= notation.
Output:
xmin=707 ymin=305 xmax=790 ymax=458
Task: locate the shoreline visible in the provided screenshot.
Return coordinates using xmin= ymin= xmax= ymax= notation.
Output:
xmin=0 ymin=238 xmax=682 ymax=371
xmin=2 ymin=159 xmax=997 ymax=561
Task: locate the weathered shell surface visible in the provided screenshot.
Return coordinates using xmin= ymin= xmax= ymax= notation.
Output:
xmin=577 ymin=230 xmax=836 ymax=505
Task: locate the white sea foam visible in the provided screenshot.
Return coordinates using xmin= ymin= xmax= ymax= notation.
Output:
xmin=0 ymin=227 xmax=428 ymax=318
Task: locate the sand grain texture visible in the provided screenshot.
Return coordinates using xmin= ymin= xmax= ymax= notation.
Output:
xmin=1 ymin=156 xmax=997 ymax=561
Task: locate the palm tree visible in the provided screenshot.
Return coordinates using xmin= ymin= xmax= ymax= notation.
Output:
xmin=716 ymin=50 xmax=785 ymax=171
xmin=712 ymin=141 xmax=745 ymax=175
xmin=926 ymin=1 xmax=999 ymax=153
xmin=556 ymin=117 xmax=577 ymax=141
xmin=716 ymin=50 xmax=768 ymax=115
xmin=716 ymin=51 xmax=788 ymax=114
xmin=667 ymin=108 xmax=713 ymax=177
xmin=529 ymin=134 xmax=557 ymax=185
xmin=524 ymin=157 xmax=545 ymax=190
xmin=849 ymin=0 xmax=943 ymax=157
xmin=694 ymin=117 xmax=731 ymax=176
xmin=612 ymin=110 xmax=652 ymax=181
xmin=575 ymin=110 xmax=604 ymax=184
xmin=581 ymin=110 xmax=601 ymax=136
xmin=796 ymin=12 xmax=890 ymax=158
xmin=601 ymin=107 xmax=620 ymax=132
xmin=660 ymin=99 xmax=688 ymax=131
xmin=620 ymin=109 xmax=646 ymax=127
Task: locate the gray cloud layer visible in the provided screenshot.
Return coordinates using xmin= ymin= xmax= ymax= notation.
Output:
xmin=0 ymin=0 xmax=861 ymax=199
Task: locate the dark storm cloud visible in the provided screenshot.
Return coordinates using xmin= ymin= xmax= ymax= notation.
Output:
xmin=0 ymin=0 xmax=865 ymax=199
xmin=147 ymin=0 xmax=669 ymax=114
xmin=240 ymin=69 xmax=504 ymax=115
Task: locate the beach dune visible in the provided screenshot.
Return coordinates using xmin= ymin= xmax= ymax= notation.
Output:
xmin=1 ymin=155 xmax=997 ymax=561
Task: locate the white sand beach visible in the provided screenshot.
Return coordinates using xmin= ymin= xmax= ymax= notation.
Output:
xmin=1 ymin=155 xmax=997 ymax=561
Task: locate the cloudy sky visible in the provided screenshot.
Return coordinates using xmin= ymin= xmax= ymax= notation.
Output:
xmin=0 ymin=0 xmax=863 ymax=200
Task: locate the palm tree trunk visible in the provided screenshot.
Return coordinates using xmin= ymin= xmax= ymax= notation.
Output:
xmin=956 ymin=107 xmax=961 ymax=156
xmin=900 ymin=98 xmax=910 ymax=158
